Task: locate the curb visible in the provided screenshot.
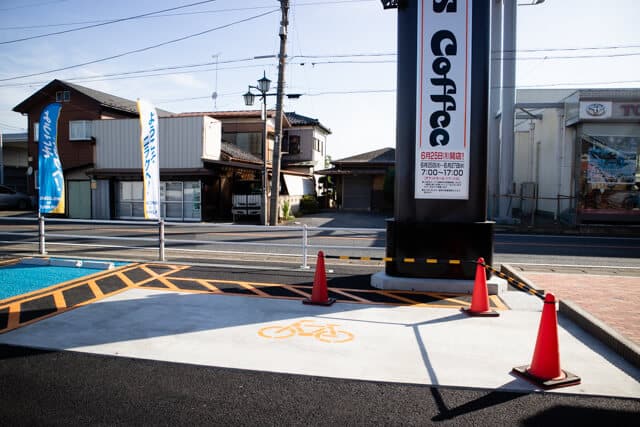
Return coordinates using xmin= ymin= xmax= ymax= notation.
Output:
xmin=559 ymin=299 xmax=640 ymax=369
xmin=500 ymin=264 xmax=640 ymax=370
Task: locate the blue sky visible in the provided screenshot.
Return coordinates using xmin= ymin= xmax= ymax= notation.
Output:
xmin=0 ymin=0 xmax=639 ymax=160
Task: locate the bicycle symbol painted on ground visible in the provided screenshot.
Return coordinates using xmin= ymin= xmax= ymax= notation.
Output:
xmin=258 ymin=319 xmax=355 ymax=343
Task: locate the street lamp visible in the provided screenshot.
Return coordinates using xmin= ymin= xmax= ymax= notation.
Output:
xmin=243 ymin=72 xmax=302 ymax=225
xmin=243 ymin=71 xmax=272 ymax=226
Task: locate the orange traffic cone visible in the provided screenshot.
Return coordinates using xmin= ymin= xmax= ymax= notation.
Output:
xmin=303 ymin=251 xmax=336 ymax=306
xmin=512 ymin=293 xmax=581 ymax=389
xmin=461 ymin=258 xmax=499 ymax=317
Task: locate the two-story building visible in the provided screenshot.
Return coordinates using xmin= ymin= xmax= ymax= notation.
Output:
xmin=12 ymin=79 xmax=174 ymax=217
xmin=283 ymin=112 xmax=331 ymax=176
xmin=88 ymin=114 xmax=267 ymax=221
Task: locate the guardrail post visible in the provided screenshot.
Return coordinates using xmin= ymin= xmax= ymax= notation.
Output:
xmin=159 ymin=218 xmax=166 ymax=261
xmin=38 ymin=214 xmax=46 ymax=255
xmin=301 ymin=224 xmax=310 ymax=269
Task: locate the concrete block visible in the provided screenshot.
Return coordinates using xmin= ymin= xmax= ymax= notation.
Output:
xmin=371 ymin=271 xmax=506 ymax=295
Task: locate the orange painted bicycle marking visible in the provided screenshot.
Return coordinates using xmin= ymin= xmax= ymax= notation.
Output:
xmin=258 ymin=319 xmax=354 ymax=343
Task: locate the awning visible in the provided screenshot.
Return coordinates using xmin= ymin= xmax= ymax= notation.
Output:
xmin=282 ymin=174 xmax=314 ymax=196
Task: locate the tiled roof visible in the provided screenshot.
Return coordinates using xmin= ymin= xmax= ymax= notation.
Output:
xmin=220 ymin=141 xmax=262 ymax=164
xmin=178 ymin=110 xmax=276 ymax=119
xmin=13 ymin=79 xmax=173 ymax=117
xmin=315 ymin=167 xmax=389 ymax=176
xmin=333 ymin=147 xmax=395 ymax=164
xmin=174 ymin=110 xmax=290 ymax=127
xmin=285 ymin=112 xmax=331 ymax=134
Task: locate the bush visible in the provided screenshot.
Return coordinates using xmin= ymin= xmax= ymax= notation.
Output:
xmin=281 ymin=199 xmax=294 ymax=220
xmin=300 ymin=195 xmax=320 ymax=214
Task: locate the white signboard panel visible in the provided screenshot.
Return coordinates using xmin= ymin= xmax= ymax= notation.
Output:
xmin=415 ymin=0 xmax=472 ymax=200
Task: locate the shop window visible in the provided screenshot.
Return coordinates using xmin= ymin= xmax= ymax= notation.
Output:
xmin=578 ymin=135 xmax=640 ymax=215
xmin=117 ymin=180 xmax=200 ymax=220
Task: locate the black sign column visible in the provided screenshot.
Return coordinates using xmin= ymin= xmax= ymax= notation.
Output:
xmin=386 ymin=0 xmax=493 ymax=280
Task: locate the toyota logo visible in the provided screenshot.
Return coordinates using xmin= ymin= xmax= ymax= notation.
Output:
xmin=586 ymin=103 xmax=607 ymax=116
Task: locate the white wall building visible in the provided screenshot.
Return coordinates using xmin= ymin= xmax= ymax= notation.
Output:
xmin=511 ymin=88 xmax=640 ymax=225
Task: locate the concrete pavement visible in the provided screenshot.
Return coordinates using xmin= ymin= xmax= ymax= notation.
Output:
xmin=0 ymin=277 xmax=638 ymax=399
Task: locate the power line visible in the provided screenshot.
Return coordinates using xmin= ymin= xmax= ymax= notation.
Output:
xmin=2 ymin=47 xmax=639 ymax=88
xmin=0 ymin=0 xmax=220 ymax=45
xmin=496 ymin=51 xmax=640 ymax=61
xmin=306 ymin=89 xmax=396 ymax=96
xmin=0 ymin=0 xmax=376 ymax=30
xmin=0 ymin=9 xmax=279 ymax=83
xmin=0 ymin=121 xmax=27 ymax=131
xmin=0 ymin=0 xmax=68 ymax=12
xmin=0 ymin=54 xmax=395 ymax=88
xmin=495 ymin=43 xmax=640 ymax=55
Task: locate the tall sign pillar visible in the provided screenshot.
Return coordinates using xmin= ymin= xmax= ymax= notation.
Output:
xmin=383 ymin=0 xmax=493 ymax=282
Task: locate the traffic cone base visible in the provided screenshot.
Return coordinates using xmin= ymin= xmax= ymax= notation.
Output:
xmin=512 ymin=365 xmax=581 ymax=390
xmin=460 ymin=307 xmax=499 ymax=317
xmin=513 ymin=293 xmax=581 ymax=389
xmin=303 ymin=297 xmax=336 ymax=306
xmin=462 ymin=257 xmax=500 ymax=317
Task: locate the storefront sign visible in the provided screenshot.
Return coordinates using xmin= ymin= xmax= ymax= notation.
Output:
xmin=620 ymin=104 xmax=640 ymax=117
xmin=579 ymin=101 xmax=612 ymax=120
xmin=415 ymin=0 xmax=472 ymax=200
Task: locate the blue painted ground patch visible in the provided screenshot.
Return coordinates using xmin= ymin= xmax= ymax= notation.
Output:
xmin=0 ymin=260 xmax=126 ymax=300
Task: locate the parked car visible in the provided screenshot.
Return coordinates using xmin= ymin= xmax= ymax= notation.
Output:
xmin=0 ymin=184 xmax=32 ymax=210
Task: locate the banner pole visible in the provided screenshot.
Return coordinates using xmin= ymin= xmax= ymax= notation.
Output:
xmin=159 ymin=218 xmax=165 ymax=261
xmin=38 ymin=212 xmax=46 ymax=255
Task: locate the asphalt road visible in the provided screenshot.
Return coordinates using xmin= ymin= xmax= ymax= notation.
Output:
xmin=1 ymin=219 xmax=640 ymax=272
xmin=1 ymin=334 xmax=638 ymax=426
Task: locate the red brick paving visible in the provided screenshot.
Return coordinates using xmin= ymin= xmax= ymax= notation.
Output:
xmin=523 ymin=272 xmax=640 ymax=346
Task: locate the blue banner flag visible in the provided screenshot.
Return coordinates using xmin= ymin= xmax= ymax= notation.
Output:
xmin=38 ymin=103 xmax=65 ymax=214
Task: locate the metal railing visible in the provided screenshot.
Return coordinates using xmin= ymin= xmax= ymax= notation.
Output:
xmin=0 ymin=217 xmax=386 ymax=268
xmin=493 ymin=193 xmax=575 ymax=225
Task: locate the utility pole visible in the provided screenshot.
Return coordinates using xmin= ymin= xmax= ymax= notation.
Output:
xmin=498 ymin=0 xmax=517 ymax=220
xmin=0 ymin=130 xmax=4 ymax=185
xmin=269 ymin=0 xmax=289 ymax=225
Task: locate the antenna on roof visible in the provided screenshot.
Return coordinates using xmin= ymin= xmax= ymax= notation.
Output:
xmin=212 ymin=53 xmax=220 ymax=109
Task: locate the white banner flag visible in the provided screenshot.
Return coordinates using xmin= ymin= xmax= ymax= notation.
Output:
xmin=415 ymin=0 xmax=473 ymax=200
xmin=137 ymin=99 xmax=160 ymax=220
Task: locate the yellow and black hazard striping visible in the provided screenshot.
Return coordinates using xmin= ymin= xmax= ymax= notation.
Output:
xmin=325 ymin=254 xmax=545 ymax=300
xmin=132 ymin=264 xmax=508 ymax=310
xmin=0 ymin=261 xmax=511 ymax=335
xmin=482 ymin=264 xmax=545 ymax=300
xmin=0 ymin=262 xmax=143 ymax=334
xmin=324 ymin=255 xmax=469 ymax=264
